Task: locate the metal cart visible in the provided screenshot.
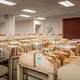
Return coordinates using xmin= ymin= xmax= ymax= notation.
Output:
xmin=17 ymin=62 xmax=57 ymax=80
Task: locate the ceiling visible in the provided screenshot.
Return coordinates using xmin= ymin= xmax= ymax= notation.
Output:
xmin=0 ymin=0 xmax=80 ymax=23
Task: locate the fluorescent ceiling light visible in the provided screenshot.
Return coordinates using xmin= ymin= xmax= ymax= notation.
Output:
xmin=22 ymin=9 xmax=36 ymax=13
xmin=0 ymin=0 xmax=16 ymax=6
xmin=58 ymin=0 xmax=75 ymax=7
xmin=19 ymin=15 xmax=31 ymax=17
xmin=65 ymin=1 xmax=74 ymax=6
xmin=36 ymin=17 xmax=45 ymax=20
xmin=59 ymin=1 xmax=70 ymax=7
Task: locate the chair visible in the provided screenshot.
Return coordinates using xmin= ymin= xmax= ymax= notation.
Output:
xmin=0 ymin=65 xmax=8 ymax=79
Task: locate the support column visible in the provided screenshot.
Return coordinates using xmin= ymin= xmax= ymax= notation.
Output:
xmin=5 ymin=15 xmax=15 ymax=35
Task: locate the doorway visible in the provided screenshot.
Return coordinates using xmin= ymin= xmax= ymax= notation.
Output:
xmin=35 ymin=25 xmax=41 ymax=34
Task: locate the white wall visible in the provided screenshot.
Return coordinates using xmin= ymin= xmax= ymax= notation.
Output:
xmin=0 ymin=20 xmax=35 ymax=34
xmin=45 ymin=16 xmax=62 ymax=38
xmin=0 ymin=23 xmax=5 ymax=34
xmin=0 ymin=14 xmax=80 ymax=38
xmin=45 ymin=14 xmax=80 ymax=39
xmin=62 ymin=13 xmax=80 ymax=19
xmin=15 ymin=19 xmax=45 ymax=34
xmin=34 ymin=20 xmax=45 ymax=34
xmin=0 ymin=19 xmax=45 ymax=34
xmin=15 ymin=20 xmax=34 ymax=34
xmin=5 ymin=15 xmax=15 ymax=35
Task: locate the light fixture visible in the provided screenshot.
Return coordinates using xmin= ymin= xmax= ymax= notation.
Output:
xmin=22 ymin=9 xmax=36 ymax=13
xmin=19 ymin=15 xmax=31 ymax=17
xmin=36 ymin=17 xmax=45 ymax=20
xmin=58 ymin=0 xmax=75 ymax=7
xmin=0 ymin=0 xmax=16 ymax=6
